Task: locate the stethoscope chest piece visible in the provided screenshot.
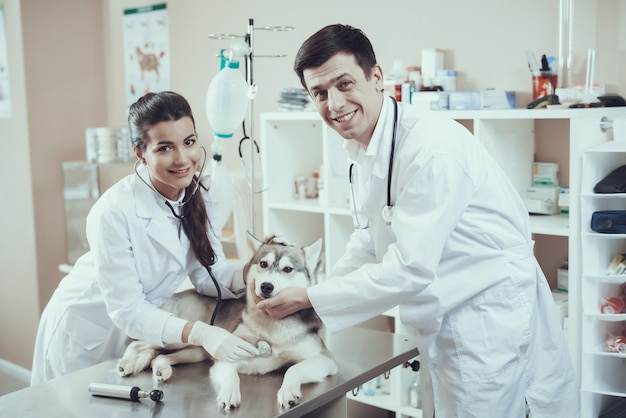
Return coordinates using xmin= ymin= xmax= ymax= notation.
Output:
xmin=381 ymin=205 xmax=393 ymax=223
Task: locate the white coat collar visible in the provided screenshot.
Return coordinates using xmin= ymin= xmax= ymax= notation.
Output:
xmin=133 ymin=164 xmax=188 ymax=266
xmin=344 ymin=95 xmax=395 ymax=180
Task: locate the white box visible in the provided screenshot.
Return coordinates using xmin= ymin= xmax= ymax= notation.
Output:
xmin=449 ymin=91 xmax=481 ymax=110
xmin=421 ymin=48 xmax=444 ymax=85
xmin=481 ymin=90 xmax=516 ymax=109
xmin=411 ymin=91 xmax=448 ymax=110
xmin=532 ymin=162 xmax=559 ymax=186
xmin=558 ymin=187 xmax=569 ymax=213
xmin=525 ymin=186 xmax=560 ymax=214
xmin=552 ymin=290 xmax=569 ymax=329
xmin=557 ymin=268 xmax=569 ymax=292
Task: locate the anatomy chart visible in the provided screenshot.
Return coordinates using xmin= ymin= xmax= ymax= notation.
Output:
xmin=123 ymin=3 xmax=171 ymax=107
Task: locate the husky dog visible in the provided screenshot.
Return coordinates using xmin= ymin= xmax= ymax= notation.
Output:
xmin=117 ymin=234 xmax=338 ymax=409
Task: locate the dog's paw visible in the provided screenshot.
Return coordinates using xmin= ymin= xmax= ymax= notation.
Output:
xmin=116 ymin=358 xmax=133 ymax=377
xmin=151 ymin=356 xmax=174 ymax=382
xmin=216 ymin=386 xmax=241 ymax=410
xmin=117 ymin=348 xmax=157 ymax=377
xmin=277 ymin=383 xmax=302 ymax=408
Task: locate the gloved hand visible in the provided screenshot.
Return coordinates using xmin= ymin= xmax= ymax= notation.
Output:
xmin=263 ymin=232 xmax=294 ymax=246
xmin=188 ymin=321 xmax=259 ymax=362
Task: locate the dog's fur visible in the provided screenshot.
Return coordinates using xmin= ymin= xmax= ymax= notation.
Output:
xmin=117 ymin=235 xmax=338 ymax=409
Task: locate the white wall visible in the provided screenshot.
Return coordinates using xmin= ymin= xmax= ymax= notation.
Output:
xmin=2 ymin=0 xmax=625 ymax=370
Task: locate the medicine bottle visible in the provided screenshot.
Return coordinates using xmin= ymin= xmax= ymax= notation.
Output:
xmin=409 ymin=372 xmax=420 ymax=408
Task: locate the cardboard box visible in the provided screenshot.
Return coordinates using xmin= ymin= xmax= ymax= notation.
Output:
xmin=481 ymin=90 xmax=516 ymax=109
xmin=421 ymin=48 xmax=444 ymax=84
xmin=449 ymin=91 xmax=481 ymax=110
xmin=552 ymin=290 xmax=569 ymax=328
xmin=558 ymin=187 xmax=569 ymax=213
xmin=410 ymin=91 xmax=451 ymax=110
xmin=525 ymin=185 xmax=560 ymax=214
xmin=557 ymin=267 xmax=569 ymax=292
xmin=532 ymin=162 xmax=559 ymax=186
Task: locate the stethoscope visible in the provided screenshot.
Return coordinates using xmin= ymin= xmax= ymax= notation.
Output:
xmin=349 ymin=97 xmax=398 ymax=229
xmin=134 ymin=144 xmax=226 ymax=325
xmin=134 ymin=145 xmax=208 ymax=220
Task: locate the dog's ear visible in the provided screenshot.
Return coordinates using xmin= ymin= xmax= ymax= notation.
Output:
xmin=246 ymin=230 xmax=264 ymax=253
xmin=302 ymin=238 xmax=323 ymax=273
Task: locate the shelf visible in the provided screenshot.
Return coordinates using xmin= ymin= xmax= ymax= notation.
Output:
xmin=582 ymin=274 xmax=626 ymax=283
xmin=584 ymin=313 xmax=626 ymax=321
xmin=434 ymin=107 xmax=626 ymax=121
xmin=582 ymin=193 xmax=626 ymax=199
xmin=261 ymin=108 xmax=621 ymax=417
xmin=529 ymin=214 xmax=569 ymax=236
xmin=264 ymin=107 xmax=626 ymax=123
xmin=266 ymin=199 xmax=325 ymax=213
xmin=347 ymin=391 xmax=397 ymax=412
xmin=583 ymin=232 xmax=626 ymax=239
xmin=581 ymin=139 xmax=626 ymax=415
xmin=586 ymin=140 xmax=626 ymax=153
xmin=399 ymin=405 xmax=424 ymax=418
xmin=583 ymin=351 xmax=626 ymax=359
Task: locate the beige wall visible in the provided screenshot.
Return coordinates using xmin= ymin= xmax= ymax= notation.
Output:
xmin=0 ymin=0 xmax=39 ymax=370
xmin=2 ymin=0 xmax=625 ymax=370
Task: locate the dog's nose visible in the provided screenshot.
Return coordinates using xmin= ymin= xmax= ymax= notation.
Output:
xmin=260 ymin=282 xmax=274 ymax=296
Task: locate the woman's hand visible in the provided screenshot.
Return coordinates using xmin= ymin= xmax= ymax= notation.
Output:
xmin=256 ymin=287 xmax=312 ymax=319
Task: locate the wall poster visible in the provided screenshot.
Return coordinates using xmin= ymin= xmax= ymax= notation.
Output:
xmin=0 ymin=4 xmax=11 ymax=118
xmin=123 ymin=3 xmax=170 ymax=108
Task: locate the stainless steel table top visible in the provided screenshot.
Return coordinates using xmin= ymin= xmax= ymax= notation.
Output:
xmin=0 ymin=327 xmax=418 ymax=417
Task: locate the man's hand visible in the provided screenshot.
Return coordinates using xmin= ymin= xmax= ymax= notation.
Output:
xmin=256 ymin=287 xmax=312 ymax=319
xmin=263 ymin=232 xmax=294 ymax=247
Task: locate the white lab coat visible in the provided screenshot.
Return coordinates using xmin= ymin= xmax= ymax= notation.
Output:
xmin=308 ymin=97 xmax=580 ymax=417
xmin=31 ymin=163 xmax=243 ymax=385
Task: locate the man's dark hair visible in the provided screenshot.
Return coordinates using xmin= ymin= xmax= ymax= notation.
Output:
xmin=294 ymin=24 xmax=378 ymax=89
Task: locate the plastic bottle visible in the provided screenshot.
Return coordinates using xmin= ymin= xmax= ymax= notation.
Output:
xmin=409 ymin=372 xmax=420 ymax=408
xmin=362 ymin=377 xmax=377 ymax=396
xmin=205 ymin=52 xmax=249 ymax=140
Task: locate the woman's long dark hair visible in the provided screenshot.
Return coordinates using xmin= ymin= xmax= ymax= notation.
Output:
xmin=128 ymin=91 xmax=216 ymax=268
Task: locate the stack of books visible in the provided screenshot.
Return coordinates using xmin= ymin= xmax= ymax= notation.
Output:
xmin=278 ymin=88 xmax=310 ymax=111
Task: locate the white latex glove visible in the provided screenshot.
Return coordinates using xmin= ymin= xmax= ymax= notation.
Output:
xmin=188 ymin=321 xmax=259 ymax=362
xmin=263 ymin=232 xmax=294 ymax=246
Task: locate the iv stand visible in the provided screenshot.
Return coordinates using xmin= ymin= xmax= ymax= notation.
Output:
xmin=209 ymin=18 xmax=293 ymax=236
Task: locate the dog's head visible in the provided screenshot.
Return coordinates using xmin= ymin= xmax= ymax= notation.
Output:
xmin=245 ymin=233 xmax=323 ymax=303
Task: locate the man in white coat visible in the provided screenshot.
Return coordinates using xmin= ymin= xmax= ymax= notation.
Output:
xmin=257 ymin=24 xmax=580 ymax=417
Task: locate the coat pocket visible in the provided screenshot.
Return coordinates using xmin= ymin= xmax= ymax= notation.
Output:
xmin=62 ymin=309 xmax=111 ymax=351
xmin=447 ymin=280 xmax=531 ymax=383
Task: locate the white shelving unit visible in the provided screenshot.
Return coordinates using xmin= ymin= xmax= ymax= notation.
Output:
xmin=259 ymin=107 xmax=626 ymax=417
xmin=580 ymin=140 xmax=626 ymax=417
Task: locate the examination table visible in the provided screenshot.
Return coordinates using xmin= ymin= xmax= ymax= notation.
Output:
xmin=0 ymin=327 xmax=418 ymax=417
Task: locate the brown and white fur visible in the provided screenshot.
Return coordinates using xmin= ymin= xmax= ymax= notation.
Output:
xmin=116 ymin=234 xmax=338 ymax=409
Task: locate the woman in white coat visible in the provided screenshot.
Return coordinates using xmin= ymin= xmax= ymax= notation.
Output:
xmin=258 ymin=25 xmax=580 ymax=417
xmin=31 ymin=91 xmax=259 ymax=385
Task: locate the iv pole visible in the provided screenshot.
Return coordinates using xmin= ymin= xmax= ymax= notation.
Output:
xmin=208 ymin=19 xmax=293 ymax=236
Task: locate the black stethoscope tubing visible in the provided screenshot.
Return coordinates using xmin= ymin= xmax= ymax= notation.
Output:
xmin=349 ymin=97 xmax=398 ymax=226
xmin=133 ymin=145 xmax=222 ymax=324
